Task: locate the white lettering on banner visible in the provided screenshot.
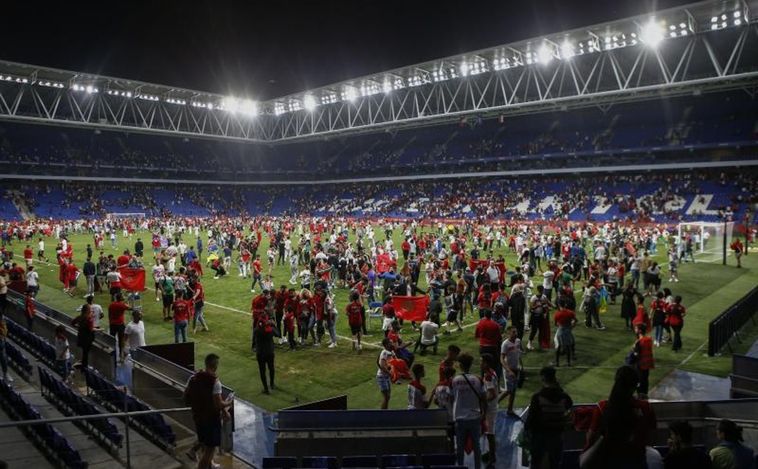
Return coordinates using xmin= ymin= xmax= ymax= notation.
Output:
xmin=663 ymin=196 xmax=687 ymax=213
xmin=535 ymin=196 xmax=567 ymax=213
xmin=512 ymin=199 xmax=530 ymax=214
xmin=591 ymin=196 xmax=613 ymax=215
xmin=686 ymin=194 xmax=719 ymax=215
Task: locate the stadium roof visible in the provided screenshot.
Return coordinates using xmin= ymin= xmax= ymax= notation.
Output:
xmin=0 ymin=0 xmax=756 ymax=142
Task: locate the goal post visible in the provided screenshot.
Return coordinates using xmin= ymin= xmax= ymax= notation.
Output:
xmin=677 ymin=221 xmax=734 ymax=264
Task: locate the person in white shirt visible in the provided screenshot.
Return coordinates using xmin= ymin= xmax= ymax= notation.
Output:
xmin=25 ymin=266 xmax=39 ymax=297
xmin=451 ymin=353 xmax=485 ymax=469
xmin=124 ymin=311 xmax=146 ymax=355
xmin=414 ymin=319 xmax=439 ymax=354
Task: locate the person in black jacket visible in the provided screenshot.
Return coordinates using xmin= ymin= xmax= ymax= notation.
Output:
xmin=524 ymin=366 xmax=573 ymax=469
xmin=253 ymin=317 xmax=279 ymax=394
xmin=134 ymin=238 xmax=144 ymax=258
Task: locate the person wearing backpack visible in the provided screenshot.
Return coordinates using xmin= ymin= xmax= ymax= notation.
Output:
xmin=184 ymin=353 xmax=233 ymax=469
xmin=451 ymin=353 xmax=486 ymax=469
xmin=524 ymin=366 xmax=573 ymax=469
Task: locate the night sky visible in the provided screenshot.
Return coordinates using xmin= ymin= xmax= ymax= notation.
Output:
xmin=3 ymin=0 xmax=694 ymax=100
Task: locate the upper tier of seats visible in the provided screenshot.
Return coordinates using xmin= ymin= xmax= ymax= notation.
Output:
xmin=0 ymin=91 xmax=755 ymax=181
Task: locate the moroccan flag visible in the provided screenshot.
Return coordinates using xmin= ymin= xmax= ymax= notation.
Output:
xmin=118 ymin=267 xmax=146 ymax=292
xmin=392 ymin=295 xmax=430 ymax=322
xmin=468 ymin=259 xmax=507 ymax=282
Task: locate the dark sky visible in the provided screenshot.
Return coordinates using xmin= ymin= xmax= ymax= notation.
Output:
xmin=2 ymin=0 xmax=694 ymax=100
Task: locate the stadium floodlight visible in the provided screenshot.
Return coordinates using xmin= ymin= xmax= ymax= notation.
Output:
xmin=459 ymin=62 xmax=469 ymax=77
xmin=640 ymin=19 xmax=664 ymax=49
xmin=383 ymin=79 xmax=393 ymax=93
xmin=560 ymin=40 xmax=575 ymax=59
xmin=38 ymin=80 xmax=65 ymax=89
xmin=341 ymin=85 xmax=357 ymax=102
xmin=537 ymin=44 xmax=553 ymax=64
xmin=273 ymin=102 xmax=286 ymax=115
xmin=320 ymin=92 xmax=338 ymax=105
xmin=303 ymin=94 xmax=317 ymax=111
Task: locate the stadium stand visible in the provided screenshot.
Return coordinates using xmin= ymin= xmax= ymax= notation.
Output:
xmin=2 ymin=167 xmax=755 ymax=223
xmin=3 ymin=340 xmax=33 ymax=381
xmin=38 ymin=366 xmax=124 ymax=452
xmin=0 ymin=91 xmax=755 ymax=180
xmin=5 ymin=318 xmax=61 ymax=376
xmin=0 ymin=380 xmax=87 ymax=469
xmin=82 ymin=367 xmax=177 ymax=450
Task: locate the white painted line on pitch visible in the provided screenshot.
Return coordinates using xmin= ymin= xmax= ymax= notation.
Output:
xmin=204 ymin=301 xmax=250 ymax=315
xmin=679 ymin=340 xmax=707 ymax=366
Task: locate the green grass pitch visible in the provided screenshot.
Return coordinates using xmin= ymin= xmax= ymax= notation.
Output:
xmin=16 ymin=227 xmax=758 ymax=411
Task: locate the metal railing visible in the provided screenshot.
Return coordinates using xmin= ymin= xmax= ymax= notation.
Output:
xmin=708 ymin=286 xmax=758 ymax=356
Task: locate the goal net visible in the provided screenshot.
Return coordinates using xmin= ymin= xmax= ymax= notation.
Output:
xmin=677 ymin=221 xmax=734 ymax=263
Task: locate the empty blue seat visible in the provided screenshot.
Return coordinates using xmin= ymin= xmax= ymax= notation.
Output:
xmin=421 ymin=454 xmax=456 ymax=467
xmin=342 ymin=456 xmax=379 ymax=468
xmin=262 ymin=457 xmax=298 ymax=469
xmin=382 ymin=455 xmax=415 ymax=468
xmin=300 ymin=456 xmax=338 ymax=469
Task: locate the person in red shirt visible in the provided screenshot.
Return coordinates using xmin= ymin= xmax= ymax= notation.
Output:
xmin=345 ymin=292 xmax=364 ymax=351
xmin=401 ymin=239 xmax=411 ymax=261
xmin=173 ymin=296 xmax=193 ymax=343
xmin=632 ymin=293 xmax=651 ymax=334
xmin=250 ymin=256 xmax=262 ymax=292
xmin=23 ymin=245 xmax=33 ymax=268
xmin=24 ymin=289 xmax=35 ymax=331
xmin=477 ymin=284 xmax=494 ymax=319
xmin=191 ymin=279 xmax=208 ymax=334
xmin=730 ymin=238 xmax=744 ymax=268
xmin=553 ymin=301 xmax=577 ymax=367
xmin=66 ymin=261 xmax=79 ymax=297
xmin=108 ymin=293 xmax=131 ymax=361
xmin=667 ymin=296 xmax=686 ymax=352
xmin=632 ymin=324 xmax=655 ymax=399
xmin=117 ymin=250 xmax=131 ymax=268
xmin=475 ymin=309 xmax=503 ymax=382
xmin=283 ymin=307 xmax=297 ymax=350
xmin=438 ymin=344 xmax=460 ymax=384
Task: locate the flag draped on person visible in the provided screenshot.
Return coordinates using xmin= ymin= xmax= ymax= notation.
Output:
xmin=392 ymin=295 xmax=430 ymax=322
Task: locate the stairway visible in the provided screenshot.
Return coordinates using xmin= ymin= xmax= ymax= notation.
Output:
xmin=8 ymin=190 xmax=34 ymax=220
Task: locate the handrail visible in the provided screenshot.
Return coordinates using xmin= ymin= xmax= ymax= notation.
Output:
xmin=0 ymin=407 xmax=191 ymax=428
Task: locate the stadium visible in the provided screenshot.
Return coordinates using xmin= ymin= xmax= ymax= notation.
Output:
xmin=0 ymin=0 xmax=757 ymax=468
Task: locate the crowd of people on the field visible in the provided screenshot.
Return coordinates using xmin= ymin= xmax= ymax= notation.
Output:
xmin=0 ymin=214 xmax=755 ymax=469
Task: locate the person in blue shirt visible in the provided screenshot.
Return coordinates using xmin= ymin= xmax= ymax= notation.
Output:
xmin=196 ymin=237 xmax=203 ymax=261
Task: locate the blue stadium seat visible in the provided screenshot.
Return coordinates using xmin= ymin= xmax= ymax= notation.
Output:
xmin=420 ymin=454 xmax=456 ymax=467
xmin=342 ymin=456 xmax=379 ymax=468
xmin=262 ymin=456 xmax=298 ymax=469
xmin=381 ymin=455 xmax=415 ymax=468
xmin=300 ymin=456 xmax=337 ymax=469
